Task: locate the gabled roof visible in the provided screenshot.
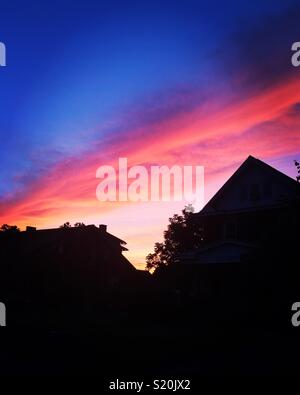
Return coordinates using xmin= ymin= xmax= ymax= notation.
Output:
xmin=197 ymin=155 xmax=300 ymax=215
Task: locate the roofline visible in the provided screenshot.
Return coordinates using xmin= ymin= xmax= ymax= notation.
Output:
xmin=19 ymin=224 xmax=127 ymax=245
xmin=180 ymin=240 xmax=257 ymax=256
xmin=196 ymin=199 xmax=298 ymax=217
xmin=197 ymin=155 xmax=300 ymax=214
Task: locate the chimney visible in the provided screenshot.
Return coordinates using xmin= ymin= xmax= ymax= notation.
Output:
xmin=99 ymin=224 xmax=107 ymax=232
xmin=26 ymin=226 xmax=36 ymax=232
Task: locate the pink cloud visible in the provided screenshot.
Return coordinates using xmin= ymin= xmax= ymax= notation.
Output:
xmin=1 ymin=76 xmax=300 ymax=267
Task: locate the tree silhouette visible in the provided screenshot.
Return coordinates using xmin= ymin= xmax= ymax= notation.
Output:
xmin=294 ymin=160 xmax=300 ymax=182
xmin=0 ymin=224 xmax=20 ymax=233
xmin=74 ymin=222 xmax=86 ymax=227
xmin=146 ymin=205 xmax=203 ymax=272
xmin=59 ymin=222 xmax=72 ymax=228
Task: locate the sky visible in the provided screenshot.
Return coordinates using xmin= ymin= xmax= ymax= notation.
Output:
xmin=0 ymin=0 xmax=300 ymax=268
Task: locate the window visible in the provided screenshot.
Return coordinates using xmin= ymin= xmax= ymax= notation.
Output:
xmin=239 ymin=186 xmax=248 ymax=202
xmin=249 ymin=183 xmax=260 ymax=201
xmin=263 ymin=182 xmax=272 ymax=198
xmin=224 ymin=221 xmax=236 ymax=239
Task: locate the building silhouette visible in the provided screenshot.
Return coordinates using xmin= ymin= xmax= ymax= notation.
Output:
xmin=163 ymin=156 xmax=300 ymax=319
xmin=182 ymin=155 xmax=300 ymax=265
xmin=0 ymin=224 xmax=149 ymax=327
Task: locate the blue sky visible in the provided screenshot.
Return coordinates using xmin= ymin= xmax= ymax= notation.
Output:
xmin=1 ymin=1 xmax=300 ymax=266
xmin=1 ymin=0 xmax=297 ymax=196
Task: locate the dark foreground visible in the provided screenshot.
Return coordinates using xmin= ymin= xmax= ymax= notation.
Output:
xmin=1 ymin=318 xmax=299 ymax=381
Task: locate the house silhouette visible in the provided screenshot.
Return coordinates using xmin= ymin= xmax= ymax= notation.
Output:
xmin=0 ymin=224 xmax=149 ymax=327
xmin=181 ymin=155 xmax=300 ymax=265
xmin=160 ymin=156 xmax=300 ymax=318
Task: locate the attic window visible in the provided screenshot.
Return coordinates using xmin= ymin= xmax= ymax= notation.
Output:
xmin=249 ymin=183 xmax=260 ymax=201
xmin=224 ymin=221 xmax=236 ymax=239
xmin=263 ymin=182 xmax=272 ymax=198
xmin=239 ymin=186 xmax=248 ymax=202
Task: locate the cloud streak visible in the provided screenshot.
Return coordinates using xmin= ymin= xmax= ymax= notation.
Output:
xmin=1 ymin=72 xmax=300 ymax=266
xmin=1 ymin=2 xmax=300 ymax=266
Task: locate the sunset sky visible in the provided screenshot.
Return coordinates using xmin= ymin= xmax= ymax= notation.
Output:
xmin=0 ymin=1 xmax=300 ymax=268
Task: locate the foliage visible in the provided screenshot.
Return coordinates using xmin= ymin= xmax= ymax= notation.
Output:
xmin=74 ymin=222 xmax=86 ymax=227
xmin=59 ymin=222 xmax=72 ymax=228
xmin=294 ymin=160 xmax=300 ymax=182
xmin=0 ymin=224 xmax=20 ymax=233
xmin=146 ymin=205 xmax=203 ymax=272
